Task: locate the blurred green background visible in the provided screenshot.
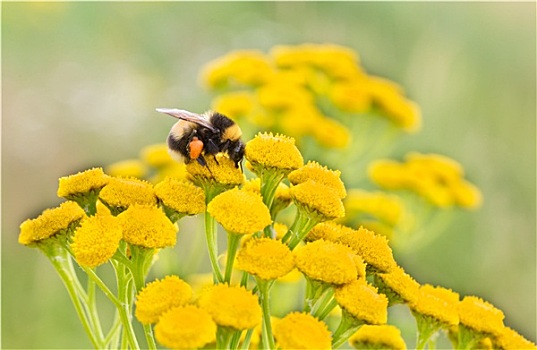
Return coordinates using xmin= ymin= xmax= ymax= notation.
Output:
xmin=2 ymin=2 xmax=535 ymax=348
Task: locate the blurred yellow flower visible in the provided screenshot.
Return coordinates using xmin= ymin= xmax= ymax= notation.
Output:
xmin=135 ymin=275 xmax=193 ymax=324
xmin=236 ymin=237 xmax=295 ymax=280
xmin=154 ymin=305 xmax=216 ymax=349
xmin=344 ymin=189 xmax=403 ymax=227
xmin=70 ymin=214 xmax=122 ymax=268
xmin=118 ymin=204 xmax=177 ymax=249
xmin=197 ymin=284 xmax=261 ymax=330
xmin=140 ymin=143 xmax=175 ymax=168
xmin=273 ymin=312 xmax=332 ymax=350
xmin=211 ymin=91 xmax=256 ymax=119
xmin=201 ymin=50 xmax=274 ymax=88
xmin=349 ymin=324 xmax=407 ymax=350
xmin=306 ymin=221 xmax=355 ymax=242
xmin=105 ymin=160 xmax=147 ymax=179
xmin=19 ymin=201 xmax=85 ymax=245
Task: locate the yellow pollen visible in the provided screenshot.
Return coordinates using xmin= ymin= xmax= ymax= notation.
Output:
xmin=57 ymin=167 xmax=110 ymax=199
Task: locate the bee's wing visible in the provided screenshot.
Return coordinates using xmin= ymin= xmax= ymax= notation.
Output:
xmin=156 ymin=108 xmax=217 ymax=132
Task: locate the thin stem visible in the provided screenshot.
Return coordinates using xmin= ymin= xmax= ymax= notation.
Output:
xmin=288 ymin=214 xmax=318 ymax=250
xmin=258 ymin=279 xmax=276 ymax=350
xmin=225 ymin=232 xmax=242 ymax=283
xmin=86 ymin=273 xmax=105 ymax=341
xmin=239 ymin=328 xmax=254 ymax=350
xmin=331 ymin=310 xmax=363 ymax=349
xmin=44 ymin=246 xmax=101 ymax=348
xmin=103 ymin=312 xmax=122 ymax=349
xmin=205 ymin=211 xmax=224 ymax=283
xmin=312 ymin=288 xmax=336 ymax=320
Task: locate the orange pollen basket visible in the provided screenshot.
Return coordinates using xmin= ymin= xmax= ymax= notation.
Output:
xmin=189 ymin=137 xmax=204 ymax=159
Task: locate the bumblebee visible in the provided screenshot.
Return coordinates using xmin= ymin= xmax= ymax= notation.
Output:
xmin=156 ymin=108 xmax=245 ymax=168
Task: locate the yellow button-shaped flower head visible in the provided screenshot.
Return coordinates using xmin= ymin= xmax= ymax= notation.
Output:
xmin=410 ymin=284 xmax=460 ymax=327
xmin=155 ymin=177 xmax=205 ymax=217
xmin=337 ymin=226 xmax=396 ymax=273
xmin=458 ymin=296 xmax=505 ymax=336
xmin=19 ymin=201 xmax=86 ymax=245
xmin=494 ymin=326 xmax=536 ymax=350
xmin=99 ymin=177 xmax=156 ymax=214
xmin=70 ymin=214 xmax=122 ymax=268
xmin=118 ymin=204 xmax=177 ymax=248
xmin=306 ymin=221 xmax=355 ymax=242
xmin=376 ymin=265 xmax=420 ymax=305
xmin=335 ymin=279 xmax=388 ymax=325
xmin=273 ymin=312 xmax=332 ymax=350
xmin=294 ymin=240 xmax=365 ymax=285
xmin=207 ymin=187 xmax=271 ymax=235
xmin=288 ymin=161 xmax=346 ymax=199
xmin=155 ymin=305 xmax=216 ymax=349
xmin=186 ymin=153 xmax=244 ymax=188
xmin=290 ymin=180 xmax=345 ymax=221
xmin=57 ymin=167 xmax=111 ymax=199
xmin=245 ymin=132 xmax=304 ymax=174
xmin=135 ymin=275 xmax=193 ymax=324
xmin=236 ymin=237 xmax=295 ymax=280
xmin=349 ymin=324 xmax=407 ymax=350
xmin=197 ymin=284 xmax=261 ymax=330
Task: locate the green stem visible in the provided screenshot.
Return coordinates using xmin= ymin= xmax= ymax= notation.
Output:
xmin=331 ymin=310 xmax=363 ymax=349
xmin=288 ymin=214 xmax=318 ymax=250
xmin=108 ymin=261 xmax=140 ymax=350
xmin=413 ymin=312 xmax=441 ymax=350
xmin=103 ymin=312 xmax=122 ymax=349
xmin=216 ymin=327 xmax=234 ymax=349
xmin=312 ymin=287 xmax=336 ymax=320
xmin=86 ymin=275 xmax=105 ymax=341
xmin=258 ymin=279 xmax=276 ymax=350
xmin=239 ymin=328 xmax=254 ymax=350
xmin=225 ymin=232 xmax=242 ymax=283
xmin=44 ymin=246 xmax=102 ymax=348
xmin=205 ymin=211 xmax=224 ymax=283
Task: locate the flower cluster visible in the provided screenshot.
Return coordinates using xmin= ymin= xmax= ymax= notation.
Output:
xmin=18 ymin=43 xmax=534 ymax=350
xmin=202 ymin=44 xmax=421 ymax=158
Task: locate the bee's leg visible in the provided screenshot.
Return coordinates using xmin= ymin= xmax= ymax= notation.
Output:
xmin=196 ymin=155 xmax=207 ymax=167
xmin=212 ymin=154 xmax=220 ymax=166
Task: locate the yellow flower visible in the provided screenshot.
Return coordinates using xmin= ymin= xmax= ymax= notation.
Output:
xmin=140 ymin=143 xmax=175 ymax=168
xmin=152 ymin=162 xmax=188 ymax=183
xmin=368 ymin=160 xmax=407 ymax=190
xmin=186 ymin=153 xmax=244 ymax=187
xmin=344 ymin=189 xmax=403 ymax=227
xmin=337 ymin=226 xmax=396 ymax=273
xmin=257 ymin=82 xmax=314 ymax=111
xmin=270 ymin=43 xmax=363 ymax=80
xmin=197 ymin=284 xmax=261 ymax=330
xmin=118 ymin=204 xmax=177 ymax=248
xmin=99 ymin=177 xmax=156 ymax=213
xmin=105 ymin=160 xmax=147 ymax=179
xmin=306 ymin=221 xmax=355 ymax=242
xmin=451 ymin=179 xmax=483 ymax=209
xmin=410 ymin=285 xmax=460 ymax=327
xmin=245 ymin=132 xmax=304 ymax=173
xmin=211 ymin=91 xmax=256 ymax=119
xmin=207 ymin=187 xmax=272 ymax=235
xmin=329 ymin=80 xmax=371 ymax=113
xmin=236 ymin=237 xmax=295 ymax=280
xmin=273 ymin=312 xmax=332 ymax=350
xmin=19 ymin=201 xmax=86 ymax=245
xmin=57 ymin=167 xmax=110 ymax=199
xmin=349 ymin=325 xmax=407 ymax=350
xmin=154 ymin=305 xmax=216 ymax=349
xmin=201 ymin=50 xmax=274 ymax=88
xmin=154 ymin=177 xmax=205 ymax=216
xmin=290 ymin=180 xmax=345 ymax=221
xmin=135 ymin=275 xmax=193 ymax=324
xmin=458 ymin=296 xmax=505 ymax=336
xmin=242 ymin=178 xmax=292 ymax=215
xmin=375 ymin=265 xmax=420 ymax=305
xmin=311 ymin=117 xmax=352 ymax=149
xmin=294 ymin=240 xmax=365 ymax=285
xmin=334 ymin=279 xmax=389 ymax=325
xmin=70 ymin=214 xmax=122 ymax=268
xmin=493 ymin=326 xmax=537 ymax=350
xmin=288 ymin=161 xmax=347 ymax=199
